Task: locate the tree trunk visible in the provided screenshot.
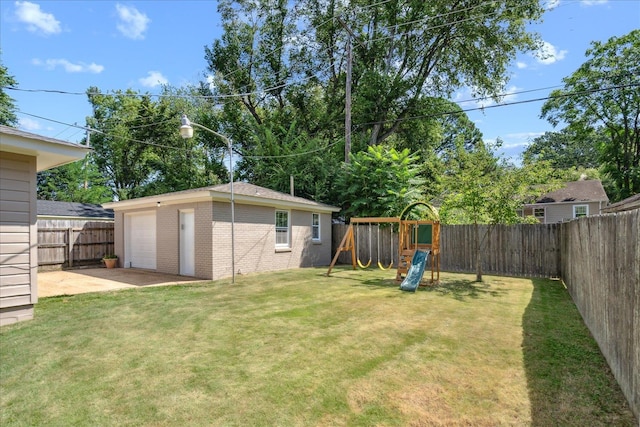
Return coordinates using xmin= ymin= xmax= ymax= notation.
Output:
xmin=474 ymin=222 xmax=483 ymax=282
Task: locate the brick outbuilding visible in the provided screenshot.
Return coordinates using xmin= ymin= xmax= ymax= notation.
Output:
xmin=103 ymin=183 xmax=340 ymax=281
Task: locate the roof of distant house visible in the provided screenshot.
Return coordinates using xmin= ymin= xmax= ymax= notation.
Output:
xmin=37 ymin=200 xmax=114 ymax=219
xmin=601 ymin=193 xmax=640 ymax=213
xmin=532 ymin=180 xmax=609 ymax=204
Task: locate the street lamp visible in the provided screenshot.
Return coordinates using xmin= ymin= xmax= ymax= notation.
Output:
xmin=180 ymin=114 xmax=235 ymax=284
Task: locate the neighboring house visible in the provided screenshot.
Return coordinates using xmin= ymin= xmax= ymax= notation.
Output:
xmin=0 ymin=125 xmax=91 ymax=326
xmin=37 ymin=200 xmax=114 ymax=224
xmin=103 ymin=182 xmax=340 ymax=280
xmin=522 ymin=180 xmax=609 ymax=224
xmin=601 ymin=193 xmax=640 ymax=213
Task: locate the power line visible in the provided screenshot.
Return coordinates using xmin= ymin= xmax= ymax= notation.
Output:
xmin=353 ymin=82 xmax=640 ymax=128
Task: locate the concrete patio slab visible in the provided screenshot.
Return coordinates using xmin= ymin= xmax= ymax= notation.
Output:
xmin=37 ymin=268 xmax=204 ymax=297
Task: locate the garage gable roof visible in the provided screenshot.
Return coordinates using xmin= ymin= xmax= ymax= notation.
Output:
xmin=104 ymin=182 xmax=340 ymax=213
xmin=1 ymin=125 xmax=91 ymax=171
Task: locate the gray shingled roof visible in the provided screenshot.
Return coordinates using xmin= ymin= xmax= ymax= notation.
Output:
xmin=37 ymin=200 xmax=114 ymax=219
xmin=602 ymin=193 xmax=640 ymax=213
xmin=535 ymin=180 xmax=609 ymax=204
xmin=106 ymin=182 xmax=340 ymax=212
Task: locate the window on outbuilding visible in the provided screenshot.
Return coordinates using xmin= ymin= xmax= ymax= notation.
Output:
xmin=573 ymin=205 xmax=588 ymax=218
xmin=312 ymin=213 xmax=320 ymax=241
xmin=275 ymin=210 xmax=290 ymax=247
xmin=534 ymin=208 xmax=545 ymax=221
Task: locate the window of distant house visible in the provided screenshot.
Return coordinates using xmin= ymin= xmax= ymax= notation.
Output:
xmin=573 ymin=205 xmax=588 ymax=218
xmin=275 ymin=210 xmax=290 ymax=247
xmin=534 ymin=208 xmax=545 ymax=221
xmin=312 ymin=213 xmax=320 ymax=241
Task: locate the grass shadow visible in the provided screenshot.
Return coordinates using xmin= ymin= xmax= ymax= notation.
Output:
xmin=522 ymin=278 xmax=636 ymax=426
xmin=421 ymin=278 xmax=507 ymax=301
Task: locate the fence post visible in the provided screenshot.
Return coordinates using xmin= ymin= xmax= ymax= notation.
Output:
xmin=67 ymin=227 xmax=73 ymax=268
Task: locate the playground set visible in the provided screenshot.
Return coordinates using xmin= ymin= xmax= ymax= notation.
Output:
xmin=326 ymin=202 xmax=441 ymax=292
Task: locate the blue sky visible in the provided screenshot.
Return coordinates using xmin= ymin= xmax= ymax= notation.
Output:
xmin=1 ymin=0 xmax=639 ymax=163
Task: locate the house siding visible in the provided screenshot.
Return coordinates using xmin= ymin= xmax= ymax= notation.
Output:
xmin=543 ymin=201 xmax=602 ymax=224
xmin=0 ymin=153 xmax=37 ymax=326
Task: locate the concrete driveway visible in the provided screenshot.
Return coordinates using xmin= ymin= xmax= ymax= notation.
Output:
xmin=38 ymin=268 xmax=204 ymax=297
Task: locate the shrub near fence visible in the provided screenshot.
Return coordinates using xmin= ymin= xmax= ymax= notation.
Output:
xmin=561 ymin=210 xmax=639 ymax=420
xmin=37 ymin=220 xmax=114 ymax=269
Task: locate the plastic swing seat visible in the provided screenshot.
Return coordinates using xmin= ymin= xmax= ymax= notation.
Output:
xmin=357 ymin=258 xmax=372 ymax=269
xmin=377 ymin=260 xmax=393 ymax=270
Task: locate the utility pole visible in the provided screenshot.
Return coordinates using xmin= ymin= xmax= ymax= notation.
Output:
xmin=337 ymin=17 xmax=364 ymax=164
xmin=345 ymin=38 xmax=352 ymax=164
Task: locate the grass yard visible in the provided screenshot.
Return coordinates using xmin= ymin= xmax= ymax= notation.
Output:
xmin=0 ymin=268 xmax=635 ymax=426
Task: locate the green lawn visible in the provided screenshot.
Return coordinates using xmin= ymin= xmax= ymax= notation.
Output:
xmin=0 ymin=268 xmax=635 ymax=426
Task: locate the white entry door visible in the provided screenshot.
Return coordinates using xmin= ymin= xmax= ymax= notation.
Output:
xmin=125 ymin=212 xmax=157 ymax=269
xmin=179 ymin=210 xmax=195 ymax=276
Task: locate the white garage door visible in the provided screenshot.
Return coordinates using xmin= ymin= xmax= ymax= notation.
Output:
xmin=125 ymin=212 xmax=157 ymax=270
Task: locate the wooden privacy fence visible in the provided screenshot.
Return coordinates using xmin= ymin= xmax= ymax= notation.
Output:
xmin=333 ymin=223 xmax=561 ymax=278
xmin=440 ymin=224 xmax=562 ymax=278
xmin=561 ymin=210 xmax=639 ymax=420
xmin=37 ymin=220 xmax=114 ymax=268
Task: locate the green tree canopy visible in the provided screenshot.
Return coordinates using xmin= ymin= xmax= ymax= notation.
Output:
xmin=541 ymin=29 xmax=640 ymax=201
xmin=0 ymin=55 xmax=18 ymax=126
xmin=336 ymin=144 xmax=425 ymax=220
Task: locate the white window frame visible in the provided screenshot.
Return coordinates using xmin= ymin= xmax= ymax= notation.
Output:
xmin=533 ymin=207 xmax=545 ymax=221
xmin=275 ymin=210 xmax=290 ymax=248
xmin=311 ymin=213 xmax=321 ymax=242
xmin=573 ymin=205 xmax=589 ymax=218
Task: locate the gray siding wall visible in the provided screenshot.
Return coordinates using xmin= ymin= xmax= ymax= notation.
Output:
xmin=0 ymin=152 xmax=37 ymax=326
xmin=544 ymin=201 xmax=602 ymax=223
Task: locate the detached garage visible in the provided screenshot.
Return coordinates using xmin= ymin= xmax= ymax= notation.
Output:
xmin=104 ymin=183 xmax=340 ymax=281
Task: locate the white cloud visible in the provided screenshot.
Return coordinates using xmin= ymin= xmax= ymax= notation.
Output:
xmin=115 ymin=4 xmax=150 ymax=40
xmin=32 ymin=58 xmax=104 ymax=73
xmin=535 ymin=41 xmax=567 ymax=65
xmin=14 ymin=1 xmax=61 ymax=35
xmin=502 ymin=132 xmax=546 ymax=148
xmin=581 ymin=0 xmax=608 ymax=5
xmin=516 ymin=61 xmax=528 ymax=69
xmin=205 ymin=74 xmax=216 ymax=91
xmin=18 ymin=117 xmax=41 ymax=131
xmin=545 ymin=0 xmax=560 ymax=10
xmin=139 ymin=71 xmax=168 ymax=88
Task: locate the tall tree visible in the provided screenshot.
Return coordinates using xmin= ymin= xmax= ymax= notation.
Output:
xmin=37 ymin=158 xmax=111 ymax=203
xmin=0 ymin=54 xmax=19 ymax=126
xmin=204 ymin=0 xmax=544 ymax=186
xmin=541 ymin=30 xmax=640 ymax=202
xmin=85 ymin=86 xmax=227 ymax=200
xmin=304 ymin=0 xmax=544 ymax=146
xmin=440 ymin=142 xmax=556 ymax=281
xmin=522 ymin=128 xmax=601 ymax=170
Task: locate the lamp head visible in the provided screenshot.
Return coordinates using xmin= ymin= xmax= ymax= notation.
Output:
xmin=179 ymin=114 xmax=194 ymax=139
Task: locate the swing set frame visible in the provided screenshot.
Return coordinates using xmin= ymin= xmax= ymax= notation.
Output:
xmin=326 ymin=203 xmax=441 ymax=285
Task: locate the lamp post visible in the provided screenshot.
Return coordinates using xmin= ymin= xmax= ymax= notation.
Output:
xmin=180 ymin=114 xmax=235 ymax=284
